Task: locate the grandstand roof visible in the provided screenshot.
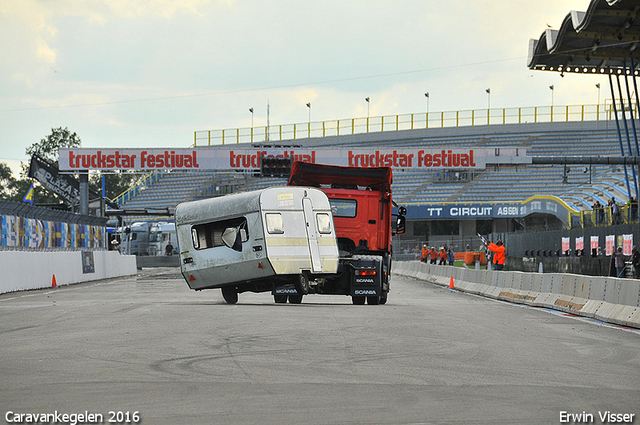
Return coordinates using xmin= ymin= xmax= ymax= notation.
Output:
xmin=528 ymin=0 xmax=640 ymax=73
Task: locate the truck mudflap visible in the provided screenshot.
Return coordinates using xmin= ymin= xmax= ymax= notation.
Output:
xmin=347 ymin=255 xmax=383 ymax=303
xmin=272 ymin=286 xmax=304 ymax=304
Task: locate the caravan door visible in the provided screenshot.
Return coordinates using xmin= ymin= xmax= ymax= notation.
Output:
xmin=302 ymin=195 xmax=323 ymax=273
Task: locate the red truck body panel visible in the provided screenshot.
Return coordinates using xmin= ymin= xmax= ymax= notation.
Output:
xmin=288 ymin=162 xmax=393 ymax=254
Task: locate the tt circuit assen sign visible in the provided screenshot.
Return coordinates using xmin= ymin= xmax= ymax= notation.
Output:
xmin=403 ymin=196 xmax=574 ymax=226
xmin=55 ymin=147 xmax=519 ymax=171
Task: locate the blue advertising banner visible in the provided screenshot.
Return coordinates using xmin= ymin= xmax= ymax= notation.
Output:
xmin=402 ymin=196 xmax=576 ymax=225
xmin=1 ymin=215 xmax=104 ymax=249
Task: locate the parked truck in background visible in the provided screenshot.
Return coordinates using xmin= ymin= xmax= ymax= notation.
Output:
xmin=283 ymin=161 xmax=406 ymax=305
xmin=118 ymin=221 xmax=177 ymax=256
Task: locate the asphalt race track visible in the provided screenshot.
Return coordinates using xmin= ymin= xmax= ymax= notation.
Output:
xmin=1 ymin=267 xmax=638 ymax=425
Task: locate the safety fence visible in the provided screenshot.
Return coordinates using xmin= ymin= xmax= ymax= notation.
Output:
xmin=0 ymin=200 xmax=136 ymax=294
xmin=0 ymin=200 xmax=107 ymax=250
xmin=570 ymin=202 xmax=637 ymax=229
xmin=393 ymin=261 xmax=640 ymax=329
xmin=194 ymin=103 xmax=630 ymax=146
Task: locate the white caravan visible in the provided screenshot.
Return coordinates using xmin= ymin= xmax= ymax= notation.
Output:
xmin=174 ymin=187 xmax=339 ymax=304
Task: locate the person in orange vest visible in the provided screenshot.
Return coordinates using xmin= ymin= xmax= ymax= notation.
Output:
xmin=439 ymin=247 xmax=447 ymax=265
xmin=486 ymin=240 xmax=506 ymax=270
xmin=421 ymin=245 xmax=429 ymax=263
xmin=429 ymin=247 xmax=438 ymax=264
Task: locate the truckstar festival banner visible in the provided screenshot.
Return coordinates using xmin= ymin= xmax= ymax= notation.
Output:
xmin=58 ymin=147 xmax=503 ymax=171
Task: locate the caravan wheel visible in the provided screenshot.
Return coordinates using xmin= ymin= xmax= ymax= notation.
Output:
xmin=221 ymin=287 xmax=238 ymax=304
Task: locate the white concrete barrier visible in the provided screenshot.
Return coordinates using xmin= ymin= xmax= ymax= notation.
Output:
xmin=393 ymin=261 xmax=640 ymax=329
xmin=0 ymin=250 xmax=137 ymax=294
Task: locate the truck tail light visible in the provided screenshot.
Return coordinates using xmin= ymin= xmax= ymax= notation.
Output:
xmin=355 ymin=269 xmax=377 ymax=276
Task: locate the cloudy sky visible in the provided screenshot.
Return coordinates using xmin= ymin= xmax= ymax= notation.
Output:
xmin=1 ymin=0 xmax=608 ymax=175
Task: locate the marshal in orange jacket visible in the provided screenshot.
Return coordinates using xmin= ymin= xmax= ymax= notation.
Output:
xmin=487 ymin=241 xmax=506 ymax=267
xmin=421 ymin=246 xmax=429 ymax=261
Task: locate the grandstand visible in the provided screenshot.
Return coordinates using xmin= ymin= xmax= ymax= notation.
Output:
xmin=116 ymin=169 xmax=250 ymax=211
xmin=115 ymin=119 xmax=634 ymax=217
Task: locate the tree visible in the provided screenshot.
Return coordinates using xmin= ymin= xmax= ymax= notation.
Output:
xmin=15 ymin=127 xmax=83 ymax=206
xmin=10 ymin=179 xmax=39 ymax=203
xmin=0 ymin=162 xmax=18 ymax=199
xmin=89 ymin=171 xmax=141 ymax=201
xmin=24 ymin=127 xmax=81 ymax=169
xmin=0 ymin=163 xmax=44 ymax=203
xmin=17 ymin=127 xmax=139 ymax=208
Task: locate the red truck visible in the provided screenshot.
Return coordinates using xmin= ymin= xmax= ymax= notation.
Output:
xmin=279 ymin=161 xmax=406 ymax=305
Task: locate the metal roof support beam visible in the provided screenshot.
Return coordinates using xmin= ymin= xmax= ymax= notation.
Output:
xmin=574 ymin=28 xmax=640 ymax=42
xmin=623 ymin=59 xmax=640 ymax=200
xmin=608 ymin=72 xmax=633 ymax=199
xmin=615 ymin=71 xmax=638 ymax=199
xmin=631 ymin=56 xmax=640 ymax=152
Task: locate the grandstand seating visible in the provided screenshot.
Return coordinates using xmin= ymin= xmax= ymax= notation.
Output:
xmin=117 ymin=170 xmax=249 ymax=211
xmin=116 ymin=121 xmax=638 ymax=217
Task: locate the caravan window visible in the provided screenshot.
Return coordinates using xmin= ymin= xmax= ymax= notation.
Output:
xmin=191 ymin=217 xmax=248 ymax=250
xmin=316 ymin=213 xmax=332 ymax=234
xmin=265 ymin=213 xmax=284 ymax=234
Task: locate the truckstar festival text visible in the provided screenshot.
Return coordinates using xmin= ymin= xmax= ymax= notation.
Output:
xmin=59 ymin=148 xmax=489 ymax=171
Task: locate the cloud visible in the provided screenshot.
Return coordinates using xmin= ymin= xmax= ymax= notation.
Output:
xmin=92 ymin=0 xmax=214 ymax=20
xmin=0 ymin=0 xmax=616 ymax=166
xmin=1 ymin=0 xmax=57 ymax=64
xmin=1 ymin=0 xmax=216 ymax=68
xmin=36 ymin=38 xmax=56 ymax=63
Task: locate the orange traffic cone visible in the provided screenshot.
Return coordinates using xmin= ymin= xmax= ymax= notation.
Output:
xmin=449 ymin=276 xmax=454 ymax=289
xmin=52 ymin=274 xmax=58 ymax=288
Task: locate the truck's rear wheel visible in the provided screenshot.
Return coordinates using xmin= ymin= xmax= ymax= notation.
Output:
xmin=352 ymin=296 xmax=365 ymax=305
xmin=293 ymin=273 xmax=310 ymax=295
xmin=221 ymin=287 xmax=238 ymax=304
xmin=380 ymin=292 xmax=388 ymax=305
xmin=367 ymin=296 xmax=380 ymax=305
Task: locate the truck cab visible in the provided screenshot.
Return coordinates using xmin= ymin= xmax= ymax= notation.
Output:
xmin=287 ymin=162 xmax=405 ymax=304
xmin=288 ymin=162 xmax=394 ymax=255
